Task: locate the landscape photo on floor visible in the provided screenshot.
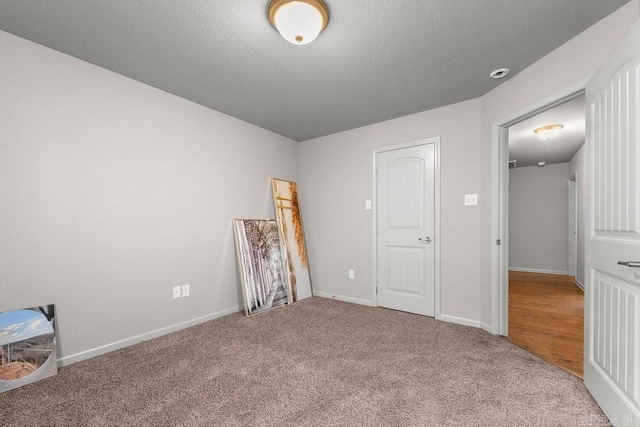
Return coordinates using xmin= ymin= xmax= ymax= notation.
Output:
xmin=0 ymin=304 xmax=57 ymax=394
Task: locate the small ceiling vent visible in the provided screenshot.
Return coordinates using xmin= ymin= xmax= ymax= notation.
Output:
xmin=490 ymin=68 xmax=510 ymax=79
xmin=508 ymin=160 xmax=517 ymax=169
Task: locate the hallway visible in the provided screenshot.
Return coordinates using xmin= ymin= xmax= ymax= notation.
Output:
xmin=507 ymin=271 xmax=584 ymax=378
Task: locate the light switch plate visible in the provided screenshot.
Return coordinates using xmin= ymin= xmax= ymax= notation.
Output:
xmin=172 ymin=286 xmax=181 ymax=299
xmin=365 ymin=200 xmax=372 ymax=210
xmin=464 ymin=194 xmax=478 ymax=206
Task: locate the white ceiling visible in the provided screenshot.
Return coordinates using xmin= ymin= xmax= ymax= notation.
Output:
xmin=0 ymin=0 xmax=631 ymax=141
xmin=509 ymin=94 xmax=586 ymax=168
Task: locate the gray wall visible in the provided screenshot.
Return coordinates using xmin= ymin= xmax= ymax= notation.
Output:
xmin=1 ymin=0 xmax=637 ymax=363
xmin=300 ymin=99 xmax=483 ymax=326
xmin=0 ymin=31 xmax=299 ymax=363
xmin=570 ymin=145 xmax=586 ymax=286
xmin=508 ymin=163 xmax=570 ymax=274
xmin=479 ymin=2 xmax=638 ymax=328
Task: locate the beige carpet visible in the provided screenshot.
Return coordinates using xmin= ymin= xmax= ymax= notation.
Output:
xmin=0 ymin=297 xmax=607 ymax=426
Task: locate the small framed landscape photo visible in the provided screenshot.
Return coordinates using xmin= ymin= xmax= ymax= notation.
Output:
xmin=0 ymin=304 xmax=58 ymax=394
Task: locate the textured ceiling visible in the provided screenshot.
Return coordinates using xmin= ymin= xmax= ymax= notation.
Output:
xmin=509 ymin=94 xmax=585 ymax=168
xmin=0 ymin=0 xmax=631 ymax=141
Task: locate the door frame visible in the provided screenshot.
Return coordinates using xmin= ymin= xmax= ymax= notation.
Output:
xmin=568 ymin=172 xmax=578 ymax=278
xmin=372 ymin=137 xmax=442 ymax=319
xmin=491 ymin=79 xmax=588 ymax=335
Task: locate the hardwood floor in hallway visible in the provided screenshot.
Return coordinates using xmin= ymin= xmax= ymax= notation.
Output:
xmin=507 ymin=271 xmax=584 ymax=378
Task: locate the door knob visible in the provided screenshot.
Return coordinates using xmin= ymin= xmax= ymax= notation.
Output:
xmin=418 ymin=237 xmax=433 ymax=244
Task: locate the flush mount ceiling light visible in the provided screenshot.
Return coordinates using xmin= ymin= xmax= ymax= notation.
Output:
xmin=534 ymin=124 xmax=564 ymax=140
xmin=268 ymin=0 xmax=329 ymax=45
xmin=538 ymin=161 xmax=547 ymax=167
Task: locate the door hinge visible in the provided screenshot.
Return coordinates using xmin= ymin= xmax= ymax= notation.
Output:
xmin=496 ymin=239 xmax=502 ymax=246
xmin=376 ymin=287 xmax=378 ymax=295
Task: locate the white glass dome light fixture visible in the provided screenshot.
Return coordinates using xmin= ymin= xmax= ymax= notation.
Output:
xmin=268 ymin=0 xmax=329 ymax=45
xmin=534 ymin=124 xmax=564 ymax=140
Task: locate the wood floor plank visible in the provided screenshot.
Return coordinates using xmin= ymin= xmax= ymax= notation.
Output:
xmin=507 ymin=271 xmax=584 ymax=378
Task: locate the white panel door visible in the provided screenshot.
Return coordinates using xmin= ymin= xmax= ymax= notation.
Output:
xmin=585 ymin=19 xmax=640 ymax=425
xmin=377 ymin=143 xmax=435 ymax=316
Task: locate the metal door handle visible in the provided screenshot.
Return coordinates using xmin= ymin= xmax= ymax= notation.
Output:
xmin=618 ymin=261 xmax=640 ymax=268
xmin=418 ymin=237 xmax=432 ymax=244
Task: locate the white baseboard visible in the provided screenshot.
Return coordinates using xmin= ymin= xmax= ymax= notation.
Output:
xmin=313 ymin=291 xmax=375 ymax=307
xmin=480 ymin=322 xmax=495 ymax=334
xmin=314 ymin=292 xmax=483 ymax=330
xmin=437 ymin=314 xmax=482 ymax=329
xmin=575 ymin=278 xmax=585 ymax=290
xmin=54 ymin=300 xmax=495 ymax=367
xmin=509 ymin=267 xmax=569 ymax=276
xmin=58 ymin=305 xmax=241 ymax=367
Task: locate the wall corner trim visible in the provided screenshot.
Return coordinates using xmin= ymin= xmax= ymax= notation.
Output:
xmin=437 ymin=314 xmax=482 ymax=329
xmin=480 ymin=322 xmax=495 ymax=334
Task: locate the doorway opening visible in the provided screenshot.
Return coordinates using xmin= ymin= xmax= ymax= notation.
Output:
xmin=491 ymin=83 xmax=587 ymax=376
xmin=507 ymin=94 xmax=584 ymax=277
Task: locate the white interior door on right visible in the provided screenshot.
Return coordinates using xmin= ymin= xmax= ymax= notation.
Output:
xmin=584 ymin=18 xmax=640 ymax=425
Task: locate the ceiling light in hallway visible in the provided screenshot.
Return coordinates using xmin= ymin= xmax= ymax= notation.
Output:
xmin=534 ymin=124 xmax=564 ymax=140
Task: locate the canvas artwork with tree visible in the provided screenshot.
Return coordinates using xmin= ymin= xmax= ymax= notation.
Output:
xmin=271 ymin=178 xmax=312 ymax=302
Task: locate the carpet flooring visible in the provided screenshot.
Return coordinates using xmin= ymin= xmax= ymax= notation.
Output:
xmin=0 ymin=297 xmax=608 ymax=426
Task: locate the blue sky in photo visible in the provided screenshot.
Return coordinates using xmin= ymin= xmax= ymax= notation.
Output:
xmin=0 ymin=309 xmax=54 ymax=345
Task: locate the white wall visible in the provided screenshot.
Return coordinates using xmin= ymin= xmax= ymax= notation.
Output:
xmin=300 ymin=99 xmax=482 ymax=326
xmin=0 ymin=31 xmax=299 ymax=364
xmin=570 ymin=145 xmax=586 ymax=286
xmin=479 ymin=1 xmax=639 ymax=328
xmin=508 ymin=163 xmax=570 ymax=274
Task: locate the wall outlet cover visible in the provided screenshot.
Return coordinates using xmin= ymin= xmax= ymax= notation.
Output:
xmin=172 ymin=286 xmax=181 ymax=299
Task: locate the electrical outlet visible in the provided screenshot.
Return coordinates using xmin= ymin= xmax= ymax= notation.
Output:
xmin=182 ymin=284 xmax=190 ymax=297
xmin=348 ymin=269 xmax=355 ymax=279
xmin=172 ymin=286 xmax=181 ymax=299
